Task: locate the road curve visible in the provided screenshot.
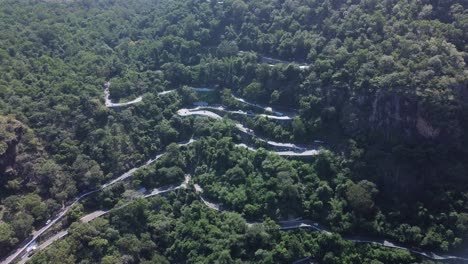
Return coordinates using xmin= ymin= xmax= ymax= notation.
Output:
xmin=19 ymin=177 xmax=193 ymax=263
xmin=104 ymin=82 xmax=143 ymax=108
xmin=191 ymin=105 xmax=294 ymax=120
xmin=143 ymin=175 xmax=188 ymax=198
xmin=194 ymin=184 xmax=222 ymax=211
xmin=176 ymin=109 xmax=320 ymax=156
xmin=177 ymin=108 xmax=223 ymax=120
xmin=9 ymin=83 xmax=467 ymax=263
xmin=19 ymin=181 xmax=468 ymax=263
xmin=232 ymin=95 xmax=288 ymax=117
xmin=191 ymin=184 xmax=468 ymax=262
xmin=104 ymin=82 xmax=175 ymax=108
xmin=278 ymin=219 xmax=468 ymax=262
xmin=0 ymin=140 xmax=196 ymax=264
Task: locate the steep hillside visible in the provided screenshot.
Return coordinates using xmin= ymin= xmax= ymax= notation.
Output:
xmin=0 ymin=0 xmax=467 ymax=263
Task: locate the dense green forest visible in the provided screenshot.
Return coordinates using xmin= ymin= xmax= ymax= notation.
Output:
xmin=0 ymin=0 xmax=467 ymax=263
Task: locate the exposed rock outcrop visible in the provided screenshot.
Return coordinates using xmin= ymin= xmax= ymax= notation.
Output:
xmin=342 ymin=89 xmax=463 ymax=143
xmin=416 ymin=115 xmax=440 ymax=139
xmin=339 ymin=87 xmax=467 ymax=196
xmin=342 ymin=92 xmax=419 ymax=141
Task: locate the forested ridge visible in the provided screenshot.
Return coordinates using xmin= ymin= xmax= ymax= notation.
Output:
xmin=0 ymin=0 xmax=467 ymax=263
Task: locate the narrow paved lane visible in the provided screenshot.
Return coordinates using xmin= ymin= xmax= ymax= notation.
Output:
xmin=8 ymin=82 xmax=467 ymax=264
xmin=104 ymin=81 xmax=175 ymax=108
xmin=104 ymin=81 xmax=143 ymax=108
xmin=17 ymin=231 xmax=68 ymax=264
xmin=80 ymin=211 xmax=107 ymax=223
xmin=17 ymin=181 xmax=468 ymax=263
xmin=177 ymin=109 xmax=320 ymax=156
xmin=191 ymin=105 xmax=294 ymax=120
xmin=18 ymin=177 xmax=193 ymax=263
xmin=232 ymin=95 xmax=288 ymax=117
xmin=1 ymin=140 xmax=196 ymax=264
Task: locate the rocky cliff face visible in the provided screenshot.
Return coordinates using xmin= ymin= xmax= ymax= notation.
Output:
xmin=342 ymin=88 xmax=464 ymax=144
xmin=0 ymin=117 xmax=24 ymax=177
xmin=339 ymin=87 xmax=467 ymax=195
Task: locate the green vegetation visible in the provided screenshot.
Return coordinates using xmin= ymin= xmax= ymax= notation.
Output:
xmin=31 ymin=194 xmax=420 ymax=264
xmin=0 ymin=0 xmax=466 ymax=263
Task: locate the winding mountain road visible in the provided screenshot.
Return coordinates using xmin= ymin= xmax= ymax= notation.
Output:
xmin=232 ymin=95 xmax=291 ymax=117
xmin=104 ymin=82 xmax=143 ymax=108
xmin=194 ymin=184 xmax=222 ymax=211
xmin=18 ymin=175 xmax=193 ymax=263
xmin=177 ymin=108 xmax=223 ymax=119
xmin=192 ymin=87 xmax=215 ymax=92
xmin=0 ymin=140 xmax=196 ymax=264
xmin=278 ymin=219 xmax=468 ymax=262
xmin=238 ymin=51 xmax=310 ymax=70
xmin=7 ymin=83 xmax=467 ymax=263
xmin=191 ymin=105 xmax=294 ymax=120
xmin=16 ymin=180 xmax=468 ymax=263
xmin=17 ymin=231 xmax=68 ymax=264
xmin=104 ymin=81 xmax=176 ymax=108
xmin=104 ymin=81 xmax=295 ymax=122
xmin=177 ymin=108 xmax=320 ymax=156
